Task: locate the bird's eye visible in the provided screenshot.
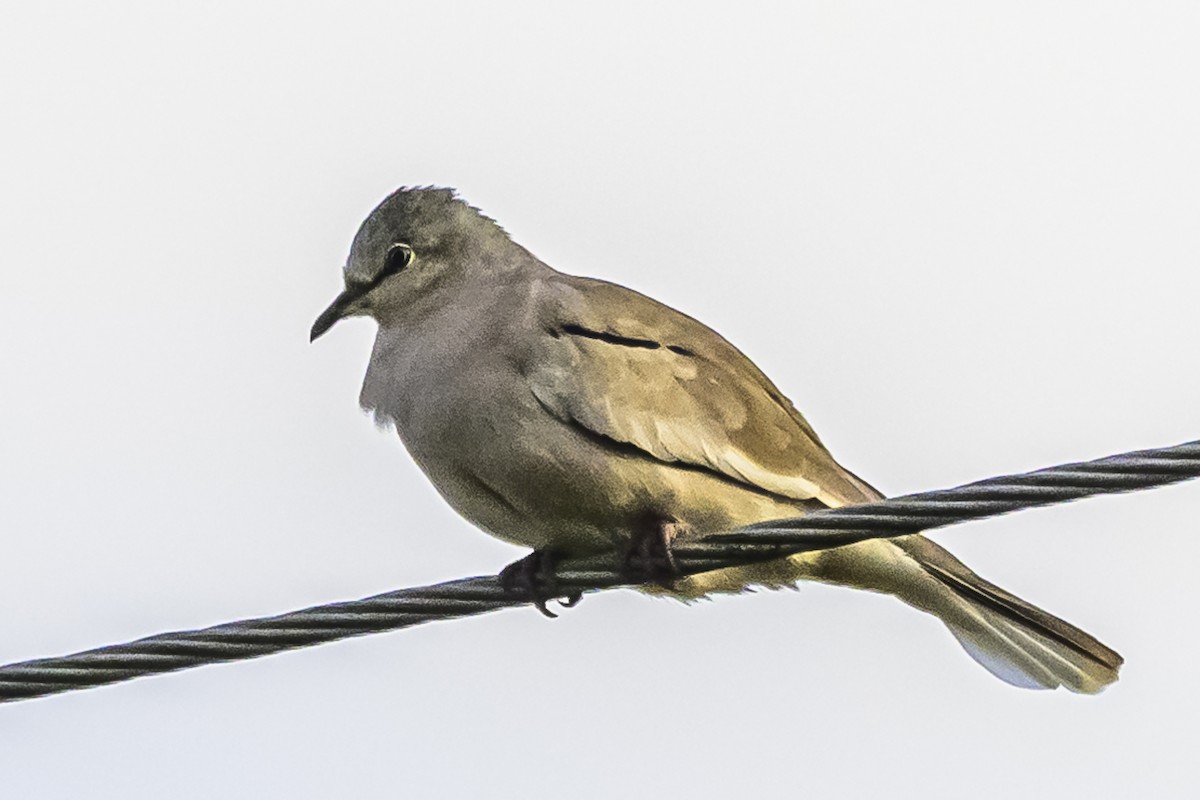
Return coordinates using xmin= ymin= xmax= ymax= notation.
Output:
xmin=383 ymin=243 xmax=413 ymax=275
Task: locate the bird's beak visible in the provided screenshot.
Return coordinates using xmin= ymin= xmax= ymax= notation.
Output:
xmin=310 ymin=285 xmax=367 ymax=342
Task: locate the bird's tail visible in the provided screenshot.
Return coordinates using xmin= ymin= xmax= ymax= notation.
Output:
xmin=668 ymin=532 xmax=1122 ymax=692
xmin=885 ymin=536 xmax=1123 ymax=693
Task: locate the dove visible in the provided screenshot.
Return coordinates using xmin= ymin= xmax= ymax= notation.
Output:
xmin=312 ymin=186 xmax=1121 ymax=692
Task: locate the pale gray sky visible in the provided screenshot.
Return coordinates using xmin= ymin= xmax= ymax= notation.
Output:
xmin=2 ymin=2 xmax=1198 ymax=797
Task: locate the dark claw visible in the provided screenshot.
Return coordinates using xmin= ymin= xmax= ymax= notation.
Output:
xmin=498 ymin=550 xmax=581 ymax=618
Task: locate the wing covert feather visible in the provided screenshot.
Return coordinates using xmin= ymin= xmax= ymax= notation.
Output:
xmin=524 ymin=277 xmax=876 ymax=507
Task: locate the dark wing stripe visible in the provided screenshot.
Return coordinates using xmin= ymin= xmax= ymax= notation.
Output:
xmin=530 ymin=391 xmax=820 ymax=510
xmin=556 ymin=323 xmax=694 ymax=355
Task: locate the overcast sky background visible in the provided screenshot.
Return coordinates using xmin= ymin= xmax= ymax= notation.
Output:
xmin=2 ymin=2 xmax=1198 ymax=797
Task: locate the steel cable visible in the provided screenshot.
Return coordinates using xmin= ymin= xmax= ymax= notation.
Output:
xmin=1 ymin=440 xmax=1196 ymax=703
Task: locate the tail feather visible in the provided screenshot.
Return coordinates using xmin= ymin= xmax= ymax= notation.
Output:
xmin=663 ymin=523 xmax=1122 ymax=692
xmin=895 ymin=536 xmax=1123 ymax=693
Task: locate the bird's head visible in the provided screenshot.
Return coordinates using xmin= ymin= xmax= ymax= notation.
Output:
xmin=310 ymin=186 xmax=516 ymax=341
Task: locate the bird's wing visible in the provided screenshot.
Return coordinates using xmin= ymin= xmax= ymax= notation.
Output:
xmin=524 ymin=276 xmax=880 ymax=507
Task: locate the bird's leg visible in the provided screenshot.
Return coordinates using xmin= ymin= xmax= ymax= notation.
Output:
xmin=498 ymin=550 xmax=582 ymax=618
xmin=623 ymin=517 xmax=683 ymax=589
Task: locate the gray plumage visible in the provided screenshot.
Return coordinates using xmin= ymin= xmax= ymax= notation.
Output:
xmin=313 ymin=186 xmax=1122 ymax=693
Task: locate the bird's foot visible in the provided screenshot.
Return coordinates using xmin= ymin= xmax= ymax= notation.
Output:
xmin=499 ymin=550 xmax=582 ymax=618
xmin=623 ymin=519 xmax=683 ymax=589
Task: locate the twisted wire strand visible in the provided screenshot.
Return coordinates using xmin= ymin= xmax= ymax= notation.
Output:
xmin=1 ymin=440 xmax=1196 ymax=704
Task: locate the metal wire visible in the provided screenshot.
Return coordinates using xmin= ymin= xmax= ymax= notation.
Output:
xmin=2 ymin=439 xmax=1197 ymax=704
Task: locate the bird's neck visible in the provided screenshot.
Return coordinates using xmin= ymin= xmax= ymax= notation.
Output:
xmin=360 ymin=264 xmax=547 ymax=426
